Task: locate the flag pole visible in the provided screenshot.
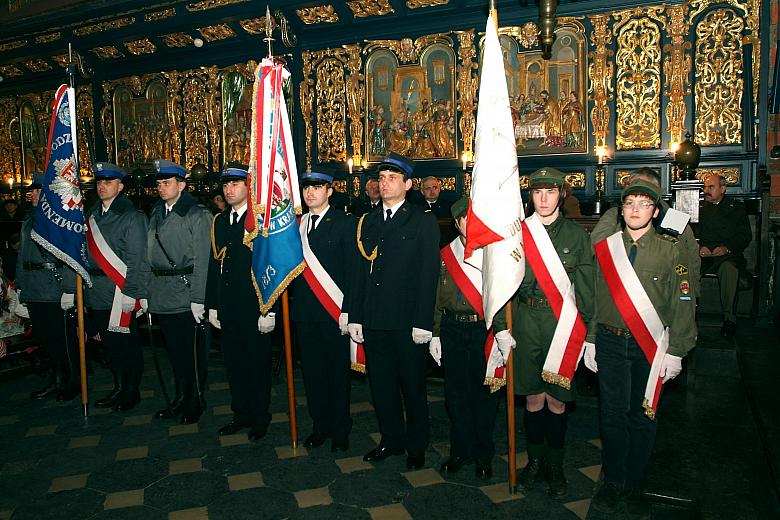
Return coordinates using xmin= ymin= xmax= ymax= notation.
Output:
xmin=66 ymin=43 xmax=89 ymax=418
xmin=505 ymin=301 xmax=517 ymax=493
xmin=281 ymin=291 xmax=298 ymax=448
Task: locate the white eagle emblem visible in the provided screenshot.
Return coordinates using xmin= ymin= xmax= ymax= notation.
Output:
xmin=51 ymin=157 xmax=83 ymax=211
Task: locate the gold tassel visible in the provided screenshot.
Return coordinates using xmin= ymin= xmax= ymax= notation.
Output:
xmin=642 ymin=398 xmax=657 ymax=421
xmin=542 ymin=370 xmax=572 ymax=390
xmin=350 ymin=362 xmax=366 ymax=374
xmin=484 ymin=376 xmax=506 ymax=393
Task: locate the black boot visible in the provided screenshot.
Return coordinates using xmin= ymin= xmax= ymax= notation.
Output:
xmin=30 ymin=368 xmax=58 ymax=400
xmin=179 ymin=378 xmax=202 ymax=424
xmin=546 ymin=448 xmax=568 ymax=498
xmin=115 ymin=370 xmax=141 ymax=412
xmin=56 ymin=365 xmax=80 ymax=402
xmin=94 ymin=370 xmax=122 ymax=408
xmin=518 ymin=444 xmax=546 ymax=492
xmin=155 ymin=378 xmax=182 ymax=419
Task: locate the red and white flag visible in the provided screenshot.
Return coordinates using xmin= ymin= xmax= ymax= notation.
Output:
xmin=465 ymin=12 xmax=524 ymax=328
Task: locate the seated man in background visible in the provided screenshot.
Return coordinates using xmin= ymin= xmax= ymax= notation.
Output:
xmin=351 ymin=177 xmax=381 ymax=217
xmin=415 ymin=176 xmax=452 ymax=218
xmin=698 ymin=174 xmax=752 ymax=337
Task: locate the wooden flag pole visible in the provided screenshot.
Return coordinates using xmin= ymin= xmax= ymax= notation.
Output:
xmin=281 ymin=290 xmax=297 ymax=448
xmin=76 ymin=275 xmax=88 ymax=417
xmin=505 ymin=301 xmax=517 ymax=493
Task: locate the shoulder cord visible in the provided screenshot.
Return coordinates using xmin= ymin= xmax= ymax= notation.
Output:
xmin=356 ymin=213 xmax=378 ymax=262
xmin=210 ymin=214 xmax=227 ymax=269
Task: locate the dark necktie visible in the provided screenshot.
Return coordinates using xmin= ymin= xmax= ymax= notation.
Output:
xmin=165 ymin=207 xmax=171 ymax=218
xmin=385 ymin=208 xmax=392 ymax=222
xmin=309 ymin=214 xmax=319 ymax=236
xmin=628 ymin=241 xmax=638 ymax=265
xmin=232 ymin=211 xmax=238 ymax=226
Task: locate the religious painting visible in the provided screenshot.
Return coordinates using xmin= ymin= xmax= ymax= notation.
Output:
xmin=112 ymin=80 xmax=172 ymax=167
xmin=365 ymin=43 xmax=457 ymax=162
xmin=19 ymin=100 xmax=46 ymax=177
xmin=487 ymin=21 xmax=588 ymax=156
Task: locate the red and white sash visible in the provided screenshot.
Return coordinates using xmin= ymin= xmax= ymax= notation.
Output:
xmin=522 ymin=214 xmax=587 ymax=390
xmin=440 ymin=238 xmax=504 ymax=392
xmin=594 ymin=231 xmax=669 ymax=419
xmin=86 ymin=215 xmax=141 ymax=333
xmin=299 ymin=214 xmax=366 ymax=373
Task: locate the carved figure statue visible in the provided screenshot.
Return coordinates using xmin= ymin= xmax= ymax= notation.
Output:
xmin=369 ymin=105 xmax=387 ymax=156
xmin=540 ymin=90 xmax=563 ymax=147
xmin=561 ymin=91 xmax=584 ymax=148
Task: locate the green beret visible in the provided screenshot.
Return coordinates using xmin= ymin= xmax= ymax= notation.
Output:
xmin=529 ymin=167 xmax=565 ymax=187
xmin=451 ymin=196 xmax=469 ymax=219
xmin=622 ymin=178 xmax=661 ymax=201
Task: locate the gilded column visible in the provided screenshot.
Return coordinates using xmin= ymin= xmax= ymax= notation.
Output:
xmin=587 ymin=14 xmax=614 ymax=153
xmin=343 ymin=43 xmax=365 ymax=165
xmin=455 ymin=29 xmax=478 ymax=160
xmin=663 ymin=4 xmax=691 ymax=148
xmin=299 ymin=50 xmax=315 ymax=172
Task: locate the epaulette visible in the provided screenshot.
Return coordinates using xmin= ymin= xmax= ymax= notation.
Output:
xmin=658 ymin=234 xmax=679 ymax=244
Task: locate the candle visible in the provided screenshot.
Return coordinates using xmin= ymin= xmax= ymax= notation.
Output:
xmin=347 ymin=158 xmax=353 ymax=175
xmin=462 ymin=153 xmax=467 ymax=170
xmin=598 ymin=154 xmax=603 ymax=165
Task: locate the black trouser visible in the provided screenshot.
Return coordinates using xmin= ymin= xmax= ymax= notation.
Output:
xmin=27 ymin=302 xmax=79 ymax=380
xmin=157 ymin=312 xmax=207 ymax=414
xmin=441 ymin=315 xmax=500 ymax=462
xmin=296 ymin=321 xmax=352 ymax=441
xmin=91 ymin=309 xmax=144 ymax=376
xmin=596 ymin=325 xmax=657 ymax=487
xmin=221 ymin=320 xmax=272 ymax=429
xmin=363 ymin=328 xmax=429 ymax=454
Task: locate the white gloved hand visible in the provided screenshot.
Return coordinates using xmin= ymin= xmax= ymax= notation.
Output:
xmin=489 ymin=344 xmax=506 ymax=368
xmin=139 ymin=299 xmax=149 ymax=313
xmin=412 ymin=327 xmax=432 ymax=344
xmin=583 ymin=341 xmax=598 ymax=373
xmin=208 ymin=309 xmax=221 ymax=329
xmin=495 ymin=330 xmax=516 ymax=364
xmin=661 ymin=354 xmax=683 ymax=383
xmin=338 ymin=313 xmax=349 ymax=335
xmin=190 ymin=302 xmax=206 ymax=323
xmin=429 ymin=336 xmax=442 ymax=366
xmin=121 ymin=294 xmax=135 ymax=313
xmin=60 ymin=293 xmax=75 ymax=310
xmin=348 ymin=323 xmax=364 ymax=343
xmin=258 ymin=312 xmax=276 ymax=333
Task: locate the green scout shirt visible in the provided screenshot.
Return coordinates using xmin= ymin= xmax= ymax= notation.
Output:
xmin=432 ymin=243 xmax=507 ymax=336
xmin=588 ymin=227 xmax=697 ymax=357
xmin=514 ymin=214 xmax=594 ymax=325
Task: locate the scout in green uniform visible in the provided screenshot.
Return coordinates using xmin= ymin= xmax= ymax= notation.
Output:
xmin=512 ymin=167 xmax=593 ymax=498
xmin=429 ymin=197 xmax=514 ymax=479
xmin=584 ymin=179 xmax=697 ymax=518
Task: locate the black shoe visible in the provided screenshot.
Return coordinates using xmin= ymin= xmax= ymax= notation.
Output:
xmin=114 ymin=392 xmax=140 ymax=412
xmin=475 ymin=460 xmax=492 ymax=479
xmin=304 ymin=432 xmax=328 ymax=448
xmin=721 ymin=320 xmax=737 ymax=337
xmin=56 ymin=385 xmax=80 ymax=402
xmin=406 ymin=452 xmax=425 ymax=470
xmin=592 ymin=481 xmax=622 ymax=514
xmin=439 ymin=455 xmax=469 ymax=474
xmin=518 ymin=457 xmax=544 ymax=491
xmin=94 ymin=390 xmax=121 ymax=408
xmin=218 ymin=420 xmax=247 ymax=436
xmin=248 ymin=424 xmax=267 ymax=441
xmin=179 ymin=413 xmax=200 ymax=425
xmin=624 ymin=486 xmax=650 ymax=519
xmin=31 ymin=380 xmax=58 ymax=400
xmin=363 ymin=445 xmax=404 ymax=462
xmin=155 ymin=407 xmax=175 ymax=419
xmin=547 ymin=462 xmax=568 ymax=498
xmin=331 ymin=437 xmax=349 ymax=453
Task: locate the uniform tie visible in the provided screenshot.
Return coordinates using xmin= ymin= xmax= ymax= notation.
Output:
xmin=232 ymin=211 xmax=238 ymax=226
xmin=165 ymin=207 xmax=171 ymax=218
xmin=628 ymin=241 xmax=638 ymax=265
xmin=385 ymin=208 xmax=392 ymax=222
xmin=308 ymin=214 xmax=319 ymax=236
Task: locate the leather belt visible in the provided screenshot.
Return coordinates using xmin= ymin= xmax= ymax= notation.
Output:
xmin=443 ymin=310 xmax=481 ymax=323
xmin=522 ymin=296 xmax=551 ymax=309
xmin=600 ymin=324 xmax=633 ymax=339
xmin=152 ymin=266 xmax=194 ymax=276
xmin=23 ymin=261 xmax=62 ymax=270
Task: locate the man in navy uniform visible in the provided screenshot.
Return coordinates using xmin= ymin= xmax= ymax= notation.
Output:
xmin=86 ymin=162 xmax=149 ymax=411
xmin=206 ymin=165 xmax=276 ymax=441
xmin=147 ymin=160 xmax=212 ymax=424
xmin=352 ymin=177 xmax=381 ymax=217
xmin=291 ymin=170 xmax=356 ymax=452
xmin=348 ymin=152 xmax=440 ymax=469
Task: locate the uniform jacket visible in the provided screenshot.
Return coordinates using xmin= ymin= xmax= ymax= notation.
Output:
xmin=588 ymin=227 xmax=697 ymax=357
xmin=413 ymin=198 xmax=452 ymax=219
xmin=698 ymin=196 xmax=751 ymax=270
xmin=349 ymin=201 xmax=440 ymax=331
xmin=205 ymin=209 xmax=261 ymax=323
xmin=291 ymin=208 xmax=357 ymax=323
xmin=351 ymin=198 xmax=381 ymax=218
xmin=85 ymin=195 xmax=149 ymax=310
xmin=17 ymin=209 xmax=76 ymax=303
xmin=147 ymin=191 xmax=212 ymax=314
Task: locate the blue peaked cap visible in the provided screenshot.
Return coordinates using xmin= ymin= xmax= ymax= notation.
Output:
xmin=94 ymin=162 xmax=126 ymax=180
xmin=378 ymin=152 xmax=414 ymax=177
xmin=154 ymin=159 xmax=187 ymax=179
xmin=300 ymin=170 xmax=333 ymax=186
xmin=221 ymin=164 xmax=248 ymax=181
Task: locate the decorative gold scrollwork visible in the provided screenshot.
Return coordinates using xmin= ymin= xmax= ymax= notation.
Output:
xmin=406 ymin=0 xmax=449 ymax=8
xmin=36 ymin=33 xmax=61 ymax=44
xmin=499 ymin=22 xmax=540 ymax=49
xmin=332 ymin=179 xmax=347 ymax=193
xmin=351 ymin=176 xmax=362 ymax=197
xmin=23 ymin=59 xmax=51 ymax=73
xmin=440 ymin=176 xmax=456 ymax=191
xmin=145 ymin=8 xmax=176 ymax=22
xmin=616 ymin=171 xmax=632 ymax=187
xmin=91 ymin=46 xmax=125 ymax=60
xmin=182 ymin=77 xmax=209 ymax=169
xmin=197 ymin=23 xmax=236 ymax=42
xmin=162 ymin=33 xmax=194 ymax=48
xmin=697 ymin=167 xmax=740 ymax=185
xmin=519 ymin=176 xmax=530 ymax=189
xmin=694 ymin=8 xmax=743 ymax=145
xmin=300 ymin=50 xmax=315 ymax=172
xmin=296 ymin=5 xmax=339 ymax=24
xmin=587 ymin=14 xmax=614 ymax=153
xmin=124 ymin=39 xmax=157 ymax=56
xmin=343 ymin=44 xmax=365 ymax=165
xmin=76 ymin=87 xmax=95 ymax=176
xmin=663 ymin=4 xmax=691 ymax=147
xmin=364 ymin=33 xmax=452 ymax=64
xmin=613 ymin=8 xmax=663 ymax=150
xmin=0 ymin=65 xmax=23 ymax=78
xmin=316 ymin=58 xmax=348 ymax=163
xmin=454 ymin=29 xmax=478 ymax=161
xmin=346 ymin=0 xmax=394 ymax=17
xmin=564 ymin=173 xmax=586 ymax=188
xmin=186 ymin=0 xmax=248 ymax=11
xmin=0 ymin=40 xmax=27 ymax=52
xmin=74 ymin=17 xmax=135 ymax=36
xmin=463 ymin=171 xmax=472 ymax=194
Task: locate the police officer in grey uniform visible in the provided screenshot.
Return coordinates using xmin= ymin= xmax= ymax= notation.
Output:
xmin=17 ymin=172 xmax=79 ymax=401
xmin=148 ymin=160 xmax=212 ymax=424
xmin=87 ymin=163 xmax=149 ymax=411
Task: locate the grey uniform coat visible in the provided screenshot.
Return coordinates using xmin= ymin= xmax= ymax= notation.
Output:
xmin=147 ymin=191 xmax=212 ymax=314
xmin=17 ymin=209 xmax=77 ymax=303
xmin=85 ymin=195 xmax=149 ymax=310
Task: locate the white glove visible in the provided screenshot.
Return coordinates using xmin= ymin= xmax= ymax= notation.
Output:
xmin=489 ymin=344 xmax=505 ymax=368
xmin=495 ymin=330 xmax=516 ymax=364
xmin=258 ymin=312 xmax=276 ymax=333
xmin=338 ymin=313 xmax=349 ymax=335
xmin=208 ymin=309 xmax=221 ymax=329
xmin=139 ymin=299 xmax=149 ymax=313
xmin=121 ymin=294 xmax=135 ymax=313
xmin=348 ymin=323 xmax=364 ymax=343
xmin=412 ymin=327 xmax=432 ymax=344
xmin=661 ymin=354 xmax=683 ymax=383
xmin=60 ymin=293 xmax=75 ymax=310
xmin=583 ymin=341 xmax=598 ymax=373
xmin=190 ymin=302 xmax=206 ymax=323
xmin=429 ymin=337 xmax=442 ymax=366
